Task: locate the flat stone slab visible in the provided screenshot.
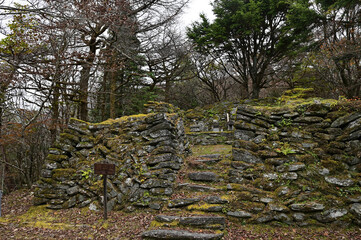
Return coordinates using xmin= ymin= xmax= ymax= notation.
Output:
xmin=204 ymin=196 xmax=229 ymax=204
xmin=142 ymin=230 xmax=223 ymax=240
xmin=154 ymin=215 xmax=226 ymax=230
xmin=168 ymin=198 xmax=200 ymax=208
xmin=155 ymin=215 xmax=180 ymax=222
xmin=325 ymin=176 xmax=355 ymax=187
xmin=198 ymin=154 xmax=222 ymax=159
xmin=187 ymin=204 xmax=223 ymax=212
xmin=290 ymin=202 xmax=325 ymax=212
xmin=196 ymin=154 xmax=222 ymax=164
xmin=188 ymin=172 xmax=219 ymax=182
xmin=194 ymin=159 xmax=222 ymax=165
xmin=227 ymin=210 xmax=252 ymax=218
xmin=180 ymin=216 xmax=226 ymax=229
xmin=178 ymin=183 xmax=219 ymax=192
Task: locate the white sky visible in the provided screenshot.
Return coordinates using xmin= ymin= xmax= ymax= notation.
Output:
xmin=180 ymin=0 xmax=215 ymax=31
xmin=0 ymin=0 xmax=215 ymax=38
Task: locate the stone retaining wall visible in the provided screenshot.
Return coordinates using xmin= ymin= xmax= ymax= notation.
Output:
xmin=229 ymin=101 xmax=361 ymax=226
xmin=34 ymin=113 xmax=189 ymax=211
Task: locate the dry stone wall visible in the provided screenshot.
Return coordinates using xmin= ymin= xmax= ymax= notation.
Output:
xmin=34 ymin=112 xmax=189 ymax=211
xmin=228 ymin=101 xmax=361 ymax=226
xmin=33 ymin=97 xmax=361 ymax=227
xmin=183 ymin=102 xmax=237 ymax=145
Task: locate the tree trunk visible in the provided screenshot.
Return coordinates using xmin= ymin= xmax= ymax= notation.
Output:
xmin=79 ymin=63 xmax=91 ymax=121
xmin=50 ymin=81 xmax=60 ymax=143
xmin=165 ymin=79 xmax=171 ymax=103
xmin=109 ymin=70 xmax=116 ymax=119
xmin=250 ymin=82 xmax=261 ymax=99
xmin=101 ymin=71 xmax=108 ymax=121
xmin=79 ymin=36 xmax=97 ymax=122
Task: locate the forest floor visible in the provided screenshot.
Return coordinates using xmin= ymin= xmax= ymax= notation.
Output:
xmin=1 ymin=189 xmax=361 ymax=239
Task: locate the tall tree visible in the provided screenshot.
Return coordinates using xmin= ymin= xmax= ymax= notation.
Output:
xmin=188 ymin=0 xmax=318 ymax=99
xmin=190 ymin=52 xmax=237 ymax=102
xmin=309 ymin=0 xmax=361 ymax=98
xmin=143 ymin=26 xmax=192 ymax=102
xmin=45 ymin=0 xmax=188 ymax=121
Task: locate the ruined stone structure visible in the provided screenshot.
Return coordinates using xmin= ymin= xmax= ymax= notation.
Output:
xmin=34 ymin=112 xmax=189 ymax=211
xmin=34 ymin=96 xmax=361 ymax=239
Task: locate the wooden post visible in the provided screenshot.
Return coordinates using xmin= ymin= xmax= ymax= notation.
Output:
xmin=103 ymin=174 xmax=107 ymax=220
xmin=94 ymin=163 xmax=115 ymax=221
xmin=0 ymin=190 xmax=2 ymax=217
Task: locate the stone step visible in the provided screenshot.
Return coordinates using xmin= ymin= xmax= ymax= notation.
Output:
xmin=188 ymin=172 xmax=219 ymax=182
xmin=186 ymin=203 xmax=224 ymax=213
xmin=194 ymin=159 xmax=222 ymax=165
xmin=195 ymin=154 xmax=223 ymax=163
xmin=177 ymin=183 xmax=220 ymax=192
xmin=188 ymin=162 xmax=219 ymax=170
xmin=142 ymin=229 xmax=223 ymax=240
xmin=204 ymin=195 xmax=229 ymax=204
xmin=154 ymin=215 xmax=226 ymax=230
xmin=198 ymin=154 xmax=222 ymax=159
xmin=168 ymin=198 xmax=200 ymax=208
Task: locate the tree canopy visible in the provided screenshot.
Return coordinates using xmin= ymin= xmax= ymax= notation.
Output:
xmin=188 ymin=0 xmax=319 ymax=98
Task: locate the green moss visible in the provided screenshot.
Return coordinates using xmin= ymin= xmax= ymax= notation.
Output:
xmin=150 ymin=220 xmax=179 ymax=228
xmin=280 ymin=88 xmax=315 ymax=100
xmin=70 ymin=118 xmax=89 ymax=125
xmin=185 ymin=109 xmax=204 ymax=120
xmin=60 ymin=133 xmax=79 ymax=143
xmin=320 ymin=159 xmax=345 ymax=173
xmin=186 ymin=203 xmax=222 ymax=211
xmin=247 ymin=89 xmax=339 ymax=114
xmin=46 ymin=154 xmax=68 ymax=162
xmin=97 ymin=114 xmax=148 ymax=125
xmin=52 ymin=168 xmax=76 ymax=181
xmin=96 ymin=144 xmax=111 ymax=156
xmin=39 ymin=177 xmax=58 ymax=185
xmin=192 ymin=144 xmax=232 ymax=156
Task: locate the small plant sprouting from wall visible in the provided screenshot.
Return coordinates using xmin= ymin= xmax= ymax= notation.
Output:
xmin=81 ymin=168 xmax=94 ymax=180
xmin=278 ymin=117 xmax=293 ymax=127
xmin=275 ymin=143 xmax=296 ymax=155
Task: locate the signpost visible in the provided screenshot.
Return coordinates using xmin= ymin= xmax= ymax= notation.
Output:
xmin=0 ymin=190 xmax=2 ymax=217
xmin=94 ymin=163 xmax=115 ymax=220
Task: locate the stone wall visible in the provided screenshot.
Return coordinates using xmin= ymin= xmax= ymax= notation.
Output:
xmin=183 ymin=102 xmax=237 ymax=145
xmin=33 ymin=96 xmax=361 ymax=227
xmin=34 ymin=112 xmax=189 ymax=211
xmin=228 ymin=101 xmax=361 ymax=226
xmin=186 ymin=131 xmax=234 ymax=145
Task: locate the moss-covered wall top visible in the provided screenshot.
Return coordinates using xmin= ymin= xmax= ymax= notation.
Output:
xmin=34 ymin=112 xmax=189 ymax=211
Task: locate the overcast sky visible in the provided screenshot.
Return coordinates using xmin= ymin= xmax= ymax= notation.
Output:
xmin=0 ymin=0 xmax=215 ymax=38
xmin=180 ymin=0 xmax=215 ymax=31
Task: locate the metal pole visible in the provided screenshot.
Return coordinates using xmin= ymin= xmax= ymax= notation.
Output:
xmin=103 ymin=174 xmax=107 ymax=220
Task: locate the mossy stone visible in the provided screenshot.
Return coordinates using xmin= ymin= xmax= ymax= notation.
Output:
xmin=46 ymin=154 xmax=69 ymax=162
xmin=53 ymin=168 xmax=77 ymax=181
xmin=60 ymin=133 xmax=80 ymax=143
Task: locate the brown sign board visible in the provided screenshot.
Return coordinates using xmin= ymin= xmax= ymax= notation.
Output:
xmin=94 ymin=163 xmax=115 ymax=175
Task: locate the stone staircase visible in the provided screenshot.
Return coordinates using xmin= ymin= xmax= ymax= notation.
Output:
xmin=142 ymin=148 xmax=232 ymax=240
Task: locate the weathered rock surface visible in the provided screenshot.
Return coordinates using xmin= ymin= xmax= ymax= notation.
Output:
xmin=227 ymin=210 xmax=252 ymax=218
xmin=168 ymin=198 xmax=200 ymax=208
xmin=179 ymin=216 xmax=226 ymax=229
xmin=188 ymin=172 xmax=219 ymax=182
xmin=290 ymin=202 xmax=325 ymax=212
xmin=142 ymin=230 xmax=223 ymax=240
xmin=324 ymin=176 xmax=355 ymax=187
